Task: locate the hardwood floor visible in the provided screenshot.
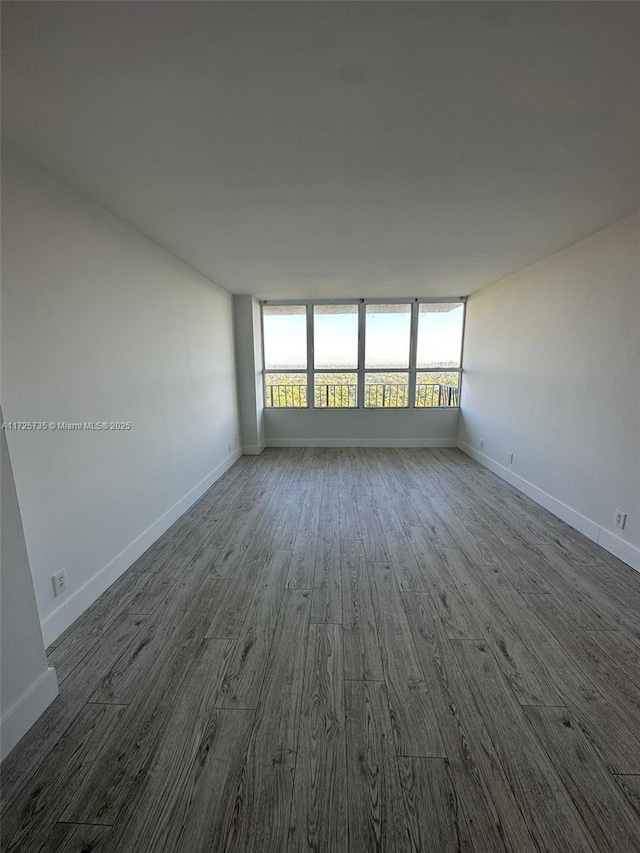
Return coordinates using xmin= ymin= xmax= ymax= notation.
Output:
xmin=2 ymin=447 xmax=640 ymax=852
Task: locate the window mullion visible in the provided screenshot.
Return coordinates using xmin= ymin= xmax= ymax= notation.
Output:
xmin=408 ymin=299 xmax=419 ymax=408
xmin=307 ymin=305 xmax=314 ymax=409
xmin=357 ymin=301 xmax=365 ymax=409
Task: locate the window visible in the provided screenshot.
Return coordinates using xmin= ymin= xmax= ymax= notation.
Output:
xmin=262 ymin=299 xmax=464 ymax=409
xmin=313 ymin=304 xmax=359 ymax=408
xmin=314 ymin=373 xmax=358 ymax=408
xmin=415 ymin=372 xmax=459 ymax=408
xmin=415 ymin=302 xmax=464 ymax=407
xmin=314 ymin=304 xmax=358 ymax=369
xmin=364 ymin=303 xmax=411 ymax=407
xmin=365 ymin=303 xmax=411 ymax=369
xmin=262 ymin=305 xmax=307 ymax=407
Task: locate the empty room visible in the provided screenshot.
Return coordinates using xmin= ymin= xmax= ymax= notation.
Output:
xmin=1 ymin=2 xmax=639 ymax=851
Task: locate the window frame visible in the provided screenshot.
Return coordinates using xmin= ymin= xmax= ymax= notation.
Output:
xmin=261 ymin=297 xmax=466 ymax=410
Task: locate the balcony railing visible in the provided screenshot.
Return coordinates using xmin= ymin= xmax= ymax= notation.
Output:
xmin=365 ymin=383 xmax=409 ymax=408
xmin=315 ymin=384 xmax=357 ymax=408
xmin=266 ymin=383 xmax=459 ymax=408
xmin=415 ymin=383 xmax=459 ymax=407
xmin=266 ymin=385 xmax=308 ymax=408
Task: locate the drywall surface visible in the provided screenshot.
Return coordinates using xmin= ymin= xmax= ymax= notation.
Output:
xmin=2 ymin=153 xmax=241 ymax=644
xmin=1 ymin=418 xmax=58 ymax=759
xmin=233 ymin=295 xmax=265 ymax=453
xmin=459 ymin=213 xmax=640 ymax=569
xmin=265 ymin=408 xmax=459 ymax=447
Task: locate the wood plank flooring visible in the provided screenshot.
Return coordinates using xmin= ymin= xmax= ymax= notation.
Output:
xmin=2 ymin=447 xmax=640 ymax=853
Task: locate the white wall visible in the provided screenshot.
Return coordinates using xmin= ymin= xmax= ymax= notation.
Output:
xmin=233 ymin=295 xmax=265 ymax=454
xmin=1 ymin=418 xmax=58 ymax=759
xmin=459 ymin=213 xmax=640 ymax=570
xmin=265 ymin=408 xmax=459 ymax=447
xmin=1 ymin=152 xmax=241 ymax=645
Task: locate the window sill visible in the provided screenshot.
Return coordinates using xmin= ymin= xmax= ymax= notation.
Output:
xmin=264 ymin=407 xmax=460 ymax=412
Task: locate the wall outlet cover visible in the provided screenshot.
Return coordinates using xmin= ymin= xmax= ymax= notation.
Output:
xmin=52 ymin=569 xmax=67 ymax=596
xmin=614 ymin=510 xmax=627 ymax=530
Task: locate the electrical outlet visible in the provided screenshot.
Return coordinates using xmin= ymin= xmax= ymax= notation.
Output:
xmin=507 ymin=452 xmax=514 ymax=465
xmin=52 ymin=569 xmax=67 ymax=596
xmin=479 ymin=439 xmax=484 ymax=449
xmin=614 ymin=510 xmax=627 ymax=530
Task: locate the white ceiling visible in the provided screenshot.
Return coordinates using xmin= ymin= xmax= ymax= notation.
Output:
xmin=2 ymin=1 xmax=639 ymax=299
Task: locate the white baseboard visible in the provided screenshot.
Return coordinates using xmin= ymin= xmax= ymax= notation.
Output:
xmin=597 ymin=528 xmax=640 ymax=572
xmin=1 ymin=666 xmax=59 ymax=760
xmin=242 ymin=441 xmax=265 ymax=455
xmin=171 ymin=449 xmax=242 ymax=518
xmin=458 ymin=440 xmax=640 ymax=572
xmin=40 ymin=449 xmax=242 ymax=647
xmin=266 ymin=437 xmax=458 ymax=448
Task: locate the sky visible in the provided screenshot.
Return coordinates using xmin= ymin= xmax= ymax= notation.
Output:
xmin=263 ymin=304 xmax=463 ymax=370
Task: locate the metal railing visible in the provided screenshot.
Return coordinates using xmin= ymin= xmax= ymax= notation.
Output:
xmin=364 ymin=383 xmax=409 ymax=408
xmin=266 ymin=385 xmax=308 ymax=408
xmin=267 ymin=382 xmax=459 ymax=408
xmin=314 ymin=384 xmax=358 ymax=408
xmin=415 ymin=383 xmax=459 ymax=407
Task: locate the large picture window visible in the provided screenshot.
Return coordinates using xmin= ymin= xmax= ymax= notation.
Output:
xmin=313 ymin=304 xmax=359 ymax=408
xmin=262 ymin=299 xmax=464 ymax=409
xmin=262 ymin=305 xmax=308 ymax=408
xmin=414 ymin=302 xmax=464 ymax=407
xmin=364 ymin=303 xmax=411 ymax=408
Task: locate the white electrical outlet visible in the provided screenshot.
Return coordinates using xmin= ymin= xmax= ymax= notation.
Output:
xmin=479 ymin=439 xmax=484 ymax=449
xmin=52 ymin=569 xmax=67 ymax=596
xmin=507 ymin=452 xmax=514 ymax=464
xmin=614 ymin=510 xmax=627 ymax=530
